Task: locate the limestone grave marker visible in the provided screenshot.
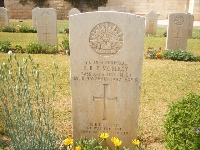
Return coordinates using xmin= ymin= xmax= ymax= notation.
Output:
xmin=68 ymin=8 xmax=80 ymax=16
xmin=36 ymin=8 xmax=57 ymax=46
xmin=187 ymin=13 xmax=194 ymax=39
xmin=32 ymin=7 xmax=40 ymax=28
xmin=70 ymin=11 xmax=145 ymax=148
xmin=145 ymin=11 xmax=158 ymax=35
xmin=0 ymin=7 xmax=9 ymax=28
xmin=166 ymin=13 xmax=189 ymax=51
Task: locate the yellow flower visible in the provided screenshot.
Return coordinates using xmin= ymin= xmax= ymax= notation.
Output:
xmin=99 ymin=132 xmax=109 ymax=139
xmin=111 ymin=137 xmax=117 ymax=142
xmin=75 ymin=146 xmax=81 ymax=150
xmin=63 ymin=138 xmax=73 ymax=146
xmin=132 ymin=139 xmax=140 ymax=145
xmin=111 ymin=137 xmax=122 ymax=147
xmin=114 ymin=139 xmax=122 ymax=147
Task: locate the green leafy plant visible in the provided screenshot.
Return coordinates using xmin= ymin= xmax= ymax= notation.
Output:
xmin=15 ymin=45 xmax=25 ymax=53
xmin=26 ymin=42 xmax=58 ymax=54
xmin=60 ymin=36 xmax=69 ymax=51
xmin=162 ymin=50 xmax=197 ymax=62
xmin=145 ymin=46 xmax=162 ymax=59
xmin=1 ymin=25 xmax=16 ymax=33
xmin=0 ymin=55 xmax=59 ymax=149
xmin=0 ymin=41 xmax=11 ymax=53
xmin=18 ymin=25 xmax=37 ymax=33
xmin=164 ymin=93 xmax=200 ymax=150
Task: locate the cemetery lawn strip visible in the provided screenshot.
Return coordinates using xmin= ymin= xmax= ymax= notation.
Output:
xmin=1 ymin=53 xmax=200 ymax=149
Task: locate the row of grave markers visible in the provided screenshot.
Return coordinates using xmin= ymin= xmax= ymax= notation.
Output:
xmin=0 ymin=7 xmax=194 ymax=51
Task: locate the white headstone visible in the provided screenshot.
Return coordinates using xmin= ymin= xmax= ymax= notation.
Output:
xmin=70 ymin=11 xmax=145 ymax=148
xmin=166 ymin=13 xmax=189 ymax=50
xmin=145 ymin=11 xmax=158 ymax=35
xmin=0 ymin=7 xmax=9 ymax=28
xmin=98 ymin=6 xmax=128 ymax=12
xmin=36 ymin=8 xmax=57 ymax=46
xmin=68 ymin=8 xmax=80 ymax=16
xmin=187 ymin=13 xmax=194 ymax=39
xmin=32 ymin=7 xmax=40 ymax=28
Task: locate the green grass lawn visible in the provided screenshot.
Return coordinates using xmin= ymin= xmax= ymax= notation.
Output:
xmin=0 ymin=20 xmax=200 ymax=149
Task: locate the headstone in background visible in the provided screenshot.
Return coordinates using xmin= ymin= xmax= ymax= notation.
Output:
xmin=68 ymin=8 xmax=80 ymax=16
xmin=98 ymin=6 xmax=128 ymax=12
xmin=32 ymin=7 xmax=40 ymax=28
xmin=187 ymin=13 xmax=194 ymax=39
xmin=36 ymin=8 xmax=57 ymax=46
xmin=0 ymin=7 xmax=9 ymax=28
xmin=70 ymin=11 xmax=145 ymax=148
xmin=145 ymin=11 xmax=158 ymax=35
xmin=166 ymin=13 xmax=189 ymax=51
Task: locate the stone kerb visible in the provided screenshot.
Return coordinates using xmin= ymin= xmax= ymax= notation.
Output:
xmin=70 ymin=11 xmax=145 ymax=148
xmin=36 ymin=8 xmax=57 ymax=46
xmin=145 ymin=11 xmax=158 ymax=35
xmin=166 ymin=13 xmax=189 ymax=51
xmin=0 ymin=7 xmax=9 ymax=28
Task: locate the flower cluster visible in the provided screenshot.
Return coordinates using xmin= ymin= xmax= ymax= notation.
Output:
xmin=63 ymin=133 xmax=140 ymax=150
xmin=111 ymin=137 xmax=122 ymax=147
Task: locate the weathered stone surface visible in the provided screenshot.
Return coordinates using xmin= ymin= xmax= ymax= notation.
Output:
xmin=145 ymin=11 xmax=158 ymax=35
xmin=166 ymin=13 xmax=189 ymax=50
xmin=68 ymin=8 xmax=80 ymax=16
xmin=32 ymin=7 xmax=40 ymax=28
xmin=187 ymin=13 xmax=194 ymax=38
xmin=36 ymin=8 xmax=57 ymax=46
xmin=0 ymin=7 xmax=9 ymax=28
xmin=70 ymin=11 xmax=145 ymax=148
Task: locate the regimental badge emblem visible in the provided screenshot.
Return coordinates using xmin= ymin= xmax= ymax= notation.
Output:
xmin=174 ymin=16 xmax=184 ymax=25
xmin=89 ymin=22 xmax=123 ymax=57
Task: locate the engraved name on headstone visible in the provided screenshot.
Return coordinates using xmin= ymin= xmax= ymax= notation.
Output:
xmin=70 ymin=11 xmax=145 ymax=148
xmin=166 ymin=13 xmax=189 ymax=50
xmin=36 ymin=8 xmax=57 ymax=46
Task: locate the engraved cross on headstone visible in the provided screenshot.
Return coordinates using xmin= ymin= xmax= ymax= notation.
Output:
xmin=43 ymin=28 xmax=50 ymax=42
xmin=174 ymin=26 xmax=181 ymax=47
xmin=149 ymin=20 xmax=154 ymax=29
xmin=93 ymin=84 xmax=117 ymax=120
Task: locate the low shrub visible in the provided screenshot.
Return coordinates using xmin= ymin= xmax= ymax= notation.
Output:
xmin=145 ymin=49 xmax=162 ymax=59
xmin=18 ymin=25 xmax=37 ymax=33
xmin=1 ymin=25 xmax=16 ymax=33
xmin=162 ymin=50 xmax=197 ymax=61
xmin=164 ymin=93 xmax=200 ymax=150
xmin=0 ymin=55 xmax=59 ymax=150
xmin=15 ymin=45 xmax=25 ymax=53
xmin=0 ymin=41 xmax=11 ymax=53
xmin=26 ymin=42 xmax=58 ymax=54
xmin=60 ymin=36 xmax=69 ymax=51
